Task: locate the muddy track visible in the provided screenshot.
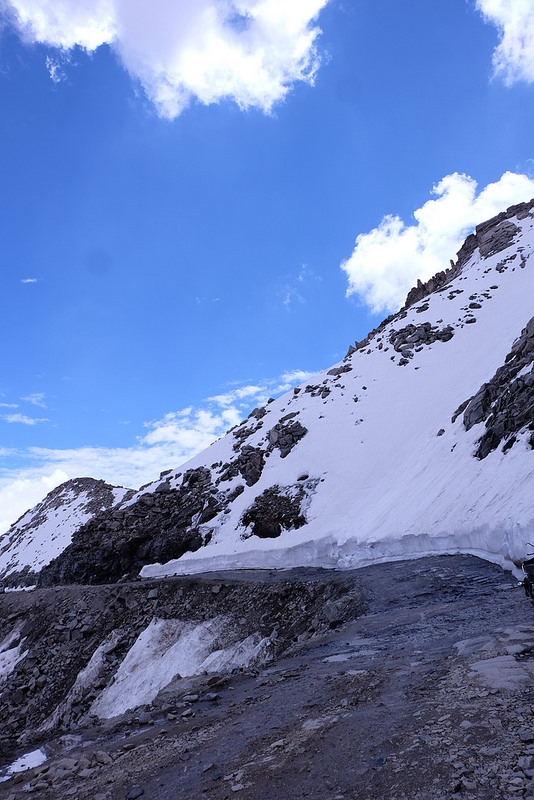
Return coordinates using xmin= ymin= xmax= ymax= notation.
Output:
xmin=2 ymin=555 xmax=534 ymax=800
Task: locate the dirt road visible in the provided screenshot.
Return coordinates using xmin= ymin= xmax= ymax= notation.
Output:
xmin=2 ymin=555 xmax=534 ymax=800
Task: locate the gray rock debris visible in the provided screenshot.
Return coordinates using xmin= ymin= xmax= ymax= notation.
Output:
xmin=388 ymin=321 xmax=454 ymax=359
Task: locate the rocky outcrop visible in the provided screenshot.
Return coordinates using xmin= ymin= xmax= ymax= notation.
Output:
xmin=0 ymin=478 xmax=130 ymax=586
xmin=38 ymin=468 xmax=223 ymax=586
xmin=454 ymin=316 xmax=534 ymax=458
xmin=477 ymin=218 xmax=519 ymax=258
xmin=219 ymin=446 xmax=265 ymax=486
xmin=403 ymin=266 xmax=463 ymax=310
xmin=401 ymin=199 xmax=534 ymax=311
xmin=388 ymin=321 xmax=455 ymax=362
xmin=240 ymin=483 xmax=311 ymax=539
xmin=267 ymin=416 xmax=308 ymax=458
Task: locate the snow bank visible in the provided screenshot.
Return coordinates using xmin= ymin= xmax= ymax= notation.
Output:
xmin=90 ymin=617 xmax=271 ymax=719
xmin=0 ymin=628 xmax=26 ymax=689
xmin=0 ymin=749 xmax=47 ymax=781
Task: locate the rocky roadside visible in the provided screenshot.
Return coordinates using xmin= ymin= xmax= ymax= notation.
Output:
xmin=1 ymin=555 xmax=534 ymax=799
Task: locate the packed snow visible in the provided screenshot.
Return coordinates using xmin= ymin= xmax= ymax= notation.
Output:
xmin=90 ymin=617 xmax=271 ymax=719
xmin=0 ymin=749 xmax=47 ymax=781
xmin=0 ymin=627 xmax=26 ymax=688
xmin=138 ymin=211 xmax=534 ymax=579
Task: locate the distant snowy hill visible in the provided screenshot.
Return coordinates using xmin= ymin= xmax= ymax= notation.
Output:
xmin=0 ymin=478 xmax=131 ymax=585
xmin=23 ymin=201 xmax=534 ymax=584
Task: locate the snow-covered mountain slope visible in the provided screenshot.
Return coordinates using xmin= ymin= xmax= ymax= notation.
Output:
xmin=0 ymin=478 xmax=131 ymax=584
xmin=39 ymin=201 xmax=534 ymax=584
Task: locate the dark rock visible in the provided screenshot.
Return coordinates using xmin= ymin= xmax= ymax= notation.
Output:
xmin=388 ymin=322 xmax=455 ymax=358
xmin=267 ymin=420 xmax=308 ymax=458
xmin=39 ymin=468 xmax=220 ymax=586
xmin=237 ymin=446 xmax=265 ymax=487
xmin=457 ymin=316 xmax=534 ymax=458
xmin=241 ymin=485 xmax=309 ymax=539
xmin=327 ymin=365 xmax=352 ymax=377
xmin=477 ymin=218 xmax=518 ymax=258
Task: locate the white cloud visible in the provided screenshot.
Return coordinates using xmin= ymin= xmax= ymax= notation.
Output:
xmin=476 ymin=0 xmax=534 ymax=84
xmin=4 ymin=0 xmax=329 ymax=118
xmin=0 ymin=368 xmax=319 ymax=534
xmin=0 ymin=469 xmax=70 ymax=533
xmin=20 ymin=277 xmax=38 ymax=284
xmin=341 ymin=171 xmax=534 ymax=313
xmin=3 ymin=413 xmax=48 ymax=425
xmin=45 ymin=54 xmax=68 ymax=83
xmin=21 ymin=392 xmax=46 ymax=407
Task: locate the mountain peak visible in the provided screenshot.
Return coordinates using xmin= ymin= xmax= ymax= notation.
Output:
xmin=0 ymin=477 xmax=131 ymax=586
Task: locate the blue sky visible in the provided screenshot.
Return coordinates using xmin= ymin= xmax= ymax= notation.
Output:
xmin=2 ymin=0 xmax=534 ymax=530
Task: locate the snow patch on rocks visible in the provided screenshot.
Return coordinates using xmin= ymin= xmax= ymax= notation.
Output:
xmin=90 ymin=617 xmax=271 ymax=719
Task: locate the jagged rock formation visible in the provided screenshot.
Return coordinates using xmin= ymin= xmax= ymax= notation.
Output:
xmin=401 ymin=198 xmax=534 ymax=311
xmin=454 ymin=316 xmax=534 ymax=458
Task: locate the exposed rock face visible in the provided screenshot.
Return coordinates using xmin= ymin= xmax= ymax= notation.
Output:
xmin=240 ymin=482 xmax=315 ymax=539
xmin=39 ymin=468 xmax=222 ymax=585
xmin=477 ymin=217 xmax=519 ymax=258
xmin=219 ymin=446 xmax=265 ymax=486
xmin=455 ymin=316 xmax=534 ymax=458
xmin=403 ymin=266 xmax=463 ymax=310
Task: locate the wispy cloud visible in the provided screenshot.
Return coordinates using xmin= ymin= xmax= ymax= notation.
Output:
xmin=3 ymin=413 xmax=49 ymax=425
xmin=279 ymin=263 xmax=321 ymax=310
xmin=21 ymin=392 xmax=46 ymax=408
xmin=341 ymin=171 xmax=534 ymax=313
xmin=0 ymin=367 xmax=320 ymax=533
xmin=5 ymin=0 xmax=329 ymax=119
xmin=0 ymin=403 xmax=18 ymax=409
xmin=45 ymin=53 xmax=69 ymax=84
xmin=20 ymin=277 xmax=38 ymax=284
xmin=476 ymin=0 xmax=534 ymax=84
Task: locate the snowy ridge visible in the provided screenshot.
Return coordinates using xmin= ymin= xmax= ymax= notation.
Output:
xmin=0 ymin=478 xmax=130 ymax=583
xmin=9 ymin=202 xmax=534 ymax=586
xmin=133 ymin=203 xmax=534 ymax=578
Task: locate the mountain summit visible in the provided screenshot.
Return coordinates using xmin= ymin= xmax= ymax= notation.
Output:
xmin=3 ymin=200 xmax=534 ymax=585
